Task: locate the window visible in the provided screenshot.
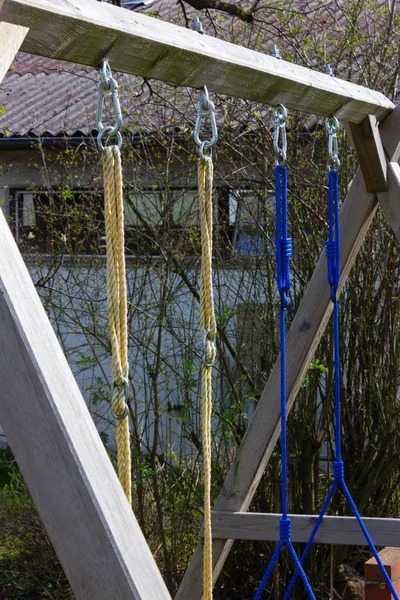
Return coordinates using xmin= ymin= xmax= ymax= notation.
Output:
xmin=10 ymin=186 xmax=272 ymax=259
xmin=124 ymin=188 xmax=201 ymax=256
xmin=10 ymin=189 xmax=103 ymax=254
xmin=228 ymin=189 xmax=274 ymax=257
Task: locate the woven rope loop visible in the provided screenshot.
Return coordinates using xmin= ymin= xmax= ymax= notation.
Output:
xmin=333 ymin=460 xmax=344 ymax=479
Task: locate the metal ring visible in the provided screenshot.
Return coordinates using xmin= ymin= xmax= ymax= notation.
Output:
xmin=328 ymin=155 xmax=341 ymax=170
xmin=199 ymin=140 xmax=213 ymax=160
xmin=200 ymin=85 xmax=210 ymax=111
xmin=202 ymin=329 xmax=215 ymax=368
xmin=97 ymin=126 xmax=123 ymax=152
xmin=325 ymin=116 xmax=339 ymax=134
xmin=112 ymin=405 xmax=129 ymax=420
xmin=99 ymin=60 xmax=112 ymax=91
xmin=273 ymin=104 xmax=287 ymax=126
xmin=111 ymin=376 xmax=130 ymax=420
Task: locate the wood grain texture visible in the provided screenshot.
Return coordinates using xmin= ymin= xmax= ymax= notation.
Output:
xmin=0 ymin=208 xmax=171 ymax=600
xmin=377 ymin=161 xmax=400 ymax=244
xmin=210 ymin=512 xmax=400 ymax=547
xmin=349 ymin=115 xmax=387 ymax=192
xmin=0 ymin=21 xmax=28 ymax=84
xmin=0 ymin=0 xmax=394 ymax=123
xmin=380 ymin=103 xmax=400 ymax=161
xmin=176 ymin=170 xmax=378 ymax=600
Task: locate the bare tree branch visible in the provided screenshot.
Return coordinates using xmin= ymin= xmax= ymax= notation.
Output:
xmin=181 ymin=0 xmax=254 ymax=23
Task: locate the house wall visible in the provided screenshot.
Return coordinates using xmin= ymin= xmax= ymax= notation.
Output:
xmin=0 ymin=144 xmax=273 ymax=454
xmin=24 ymin=259 xmax=270 ymax=455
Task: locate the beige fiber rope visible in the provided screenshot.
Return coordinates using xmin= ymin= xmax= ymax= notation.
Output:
xmin=198 ymin=153 xmax=216 ymax=600
xmin=104 ymin=144 xmax=132 ymax=502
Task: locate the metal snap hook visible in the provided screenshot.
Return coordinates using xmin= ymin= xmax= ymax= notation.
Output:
xmin=272 ymin=104 xmax=287 ymax=165
xmin=325 ymin=116 xmax=340 ymax=170
xmin=194 ymin=85 xmax=218 ymax=155
xmin=96 ymin=61 xmax=123 ymax=151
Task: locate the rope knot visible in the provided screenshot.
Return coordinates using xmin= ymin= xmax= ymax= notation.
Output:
xmin=326 ymin=241 xmax=338 ymax=289
xmin=280 ymin=237 xmax=292 ymax=259
xmin=333 ymin=460 xmax=344 ymax=479
xmin=325 ymin=240 xmax=336 ymax=259
xmin=280 ymin=518 xmax=291 ymax=540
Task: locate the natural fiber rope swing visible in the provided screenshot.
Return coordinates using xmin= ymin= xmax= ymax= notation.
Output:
xmin=194 ymin=86 xmax=218 ymax=600
xmin=97 ymin=61 xmax=131 ymax=502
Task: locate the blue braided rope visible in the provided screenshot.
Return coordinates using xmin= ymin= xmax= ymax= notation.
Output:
xmin=284 ymin=168 xmax=400 ymax=600
xmin=254 ymin=165 xmax=315 ymax=600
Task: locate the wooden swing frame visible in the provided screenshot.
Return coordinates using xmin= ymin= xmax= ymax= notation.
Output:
xmin=0 ymin=2 xmax=399 ymax=599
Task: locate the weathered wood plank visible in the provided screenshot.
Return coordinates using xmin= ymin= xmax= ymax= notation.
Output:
xmin=0 ymin=22 xmax=28 ymax=84
xmin=379 ymin=103 xmax=400 ymax=161
xmin=0 ymin=0 xmax=394 ymax=123
xmin=0 ymin=208 xmax=171 ymax=600
xmin=377 ymin=161 xmax=400 ymax=244
xmin=175 ymin=170 xmax=378 ymax=600
xmin=209 ymin=512 xmax=400 ymax=547
xmin=349 ymin=115 xmax=387 ymax=192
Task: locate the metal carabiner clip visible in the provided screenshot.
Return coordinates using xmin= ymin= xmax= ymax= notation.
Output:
xmin=96 ymin=60 xmax=123 ymax=151
xmin=272 ymin=104 xmax=287 ymax=165
xmin=325 ymin=116 xmax=340 ymax=170
xmin=194 ymin=86 xmax=218 ymax=159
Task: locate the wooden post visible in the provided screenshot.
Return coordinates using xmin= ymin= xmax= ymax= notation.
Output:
xmin=0 ymin=209 xmax=171 ymax=599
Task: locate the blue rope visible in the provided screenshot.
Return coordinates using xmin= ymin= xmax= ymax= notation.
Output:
xmin=283 ymin=168 xmax=400 ymax=600
xmin=254 ymin=164 xmax=315 ymax=600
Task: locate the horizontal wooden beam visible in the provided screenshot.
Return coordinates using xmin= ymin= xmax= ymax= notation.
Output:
xmin=0 ymin=206 xmax=171 ymax=600
xmin=210 ymin=512 xmax=400 ymax=547
xmin=0 ymin=0 xmax=394 ymax=123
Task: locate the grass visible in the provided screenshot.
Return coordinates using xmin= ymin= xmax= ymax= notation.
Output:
xmin=0 ymin=450 xmax=74 ymax=600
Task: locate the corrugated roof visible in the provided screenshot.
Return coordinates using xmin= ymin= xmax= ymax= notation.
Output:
xmin=0 ymin=66 xmax=97 ymax=136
